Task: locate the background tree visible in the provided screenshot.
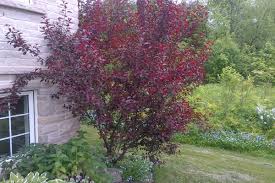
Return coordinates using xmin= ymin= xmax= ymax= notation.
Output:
xmin=204 ymin=0 xmax=275 ymax=83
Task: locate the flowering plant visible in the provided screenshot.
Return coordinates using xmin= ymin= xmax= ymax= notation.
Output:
xmin=173 ymin=124 xmax=273 ymax=152
xmin=256 ymin=105 xmax=275 ymax=132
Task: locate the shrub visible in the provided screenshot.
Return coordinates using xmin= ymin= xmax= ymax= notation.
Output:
xmin=188 ymin=67 xmax=275 ymax=133
xmin=250 ymin=42 xmax=275 ymax=85
xmin=118 ymin=154 xmax=153 ymax=182
xmin=0 ymin=0 xmax=211 ymax=164
xmin=0 ymin=132 xmax=110 ymax=183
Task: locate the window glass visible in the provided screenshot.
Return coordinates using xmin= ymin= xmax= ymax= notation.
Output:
xmin=11 ymin=95 xmax=29 ymax=115
xmin=0 ymin=108 xmax=9 ymax=118
xmin=0 ymin=139 xmax=10 ymax=157
xmin=12 ymin=134 xmax=30 ymax=154
xmin=11 ymin=116 xmax=30 ymax=136
xmin=0 ymin=118 xmax=9 ymax=139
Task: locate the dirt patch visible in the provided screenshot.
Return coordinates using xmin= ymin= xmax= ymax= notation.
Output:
xmin=210 ymin=171 xmax=255 ymax=183
xmin=190 ymin=148 xmax=215 ymax=155
xmin=186 ymin=169 xmax=255 ymax=183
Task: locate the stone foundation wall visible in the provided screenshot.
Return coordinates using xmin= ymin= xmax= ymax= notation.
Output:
xmin=0 ymin=0 xmax=79 ymax=144
xmin=37 ymin=85 xmax=80 ymax=144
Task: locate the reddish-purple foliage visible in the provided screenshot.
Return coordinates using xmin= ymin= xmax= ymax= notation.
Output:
xmin=0 ymin=0 xmax=211 ymax=163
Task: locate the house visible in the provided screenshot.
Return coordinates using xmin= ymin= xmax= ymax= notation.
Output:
xmin=0 ymin=0 xmax=79 ymax=157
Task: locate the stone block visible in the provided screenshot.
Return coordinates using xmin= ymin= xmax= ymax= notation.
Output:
xmin=39 ymin=122 xmax=59 ymax=135
xmin=37 ymin=100 xmax=56 ymax=116
xmin=38 ymin=113 xmax=66 ymax=124
xmin=38 ymin=135 xmax=48 ymax=143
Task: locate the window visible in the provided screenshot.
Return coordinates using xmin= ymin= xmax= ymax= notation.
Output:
xmin=0 ymin=91 xmax=36 ymax=157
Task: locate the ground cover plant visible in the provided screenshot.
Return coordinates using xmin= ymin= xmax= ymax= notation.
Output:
xmin=1 ymin=172 xmax=65 ymax=183
xmin=173 ymin=125 xmax=274 ymax=155
xmin=1 ymin=172 xmax=96 ymax=183
xmin=0 ymin=0 xmax=211 ymax=164
xmin=0 ymin=132 xmax=111 ymax=183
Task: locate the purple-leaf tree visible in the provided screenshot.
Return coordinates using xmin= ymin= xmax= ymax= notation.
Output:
xmin=0 ymin=0 xmax=211 ymax=164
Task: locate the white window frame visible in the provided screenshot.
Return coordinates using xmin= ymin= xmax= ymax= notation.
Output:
xmin=17 ymin=0 xmax=33 ymax=4
xmin=0 ymin=91 xmax=36 ymax=157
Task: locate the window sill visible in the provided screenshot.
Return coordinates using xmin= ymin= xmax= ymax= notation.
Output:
xmin=0 ymin=0 xmax=45 ymax=15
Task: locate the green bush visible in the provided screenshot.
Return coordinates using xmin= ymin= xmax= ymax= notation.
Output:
xmin=118 ymin=154 xmax=153 ymax=182
xmin=1 ymin=172 xmax=65 ymax=183
xmin=0 ymin=132 xmax=111 ymax=183
xmin=250 ymin=42 xmax=275 ymax=85
xmin=188 ymin=67 xmax=275 ymax=133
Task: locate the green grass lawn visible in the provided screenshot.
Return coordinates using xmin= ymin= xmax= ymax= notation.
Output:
xmin=81 ymin=126 xmax=275 ymax=183
xmin=155 ymin=145 xmax=275 ymax=183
